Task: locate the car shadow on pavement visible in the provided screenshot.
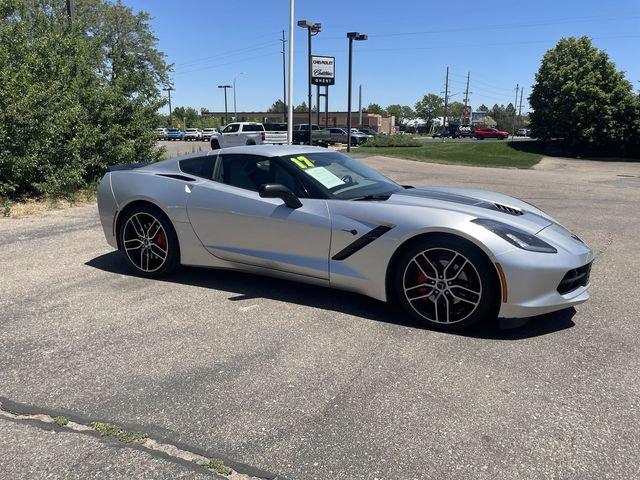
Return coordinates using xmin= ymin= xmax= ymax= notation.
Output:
xmin=86 ymin=252 xmax=575 ymax=340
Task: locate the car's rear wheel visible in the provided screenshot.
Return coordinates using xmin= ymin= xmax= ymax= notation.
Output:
xmin=394 ymin=235 xmax=498 ymax=330
xmin=119 ymin=205 xmax=180 ymax=277
xmin=211 ymin=139 xmax=220 ymax=150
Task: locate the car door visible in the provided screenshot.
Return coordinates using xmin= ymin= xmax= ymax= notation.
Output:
xmin=220 ymin=123 xmax=241 ymax=147
xmin=186 ymin=153 xmax=331 ymax=280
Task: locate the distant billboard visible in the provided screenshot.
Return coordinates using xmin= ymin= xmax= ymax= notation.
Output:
xmin=471 ymin=111 xmax=487 ymax=123
xmin=312 ymin=56 xmax=335 ymax=86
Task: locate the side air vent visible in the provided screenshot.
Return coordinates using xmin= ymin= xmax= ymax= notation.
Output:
xmin=156 ymin=173 xmax=196 ymax=182
xmin=494 ymin=203 xmax=523 ymax=216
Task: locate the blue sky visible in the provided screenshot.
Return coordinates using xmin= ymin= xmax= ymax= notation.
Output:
xmin=126 ymin=0 xmax=640 ymax=114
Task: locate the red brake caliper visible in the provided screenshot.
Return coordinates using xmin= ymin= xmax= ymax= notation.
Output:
xmin=416 ymin=268 xmax=428 ymax=295
xmin=155 ymin=231 xmax=166 ymax=250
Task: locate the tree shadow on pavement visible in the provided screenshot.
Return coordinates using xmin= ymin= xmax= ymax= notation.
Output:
xmin=86 ymin=251 xmax=575 ymax=340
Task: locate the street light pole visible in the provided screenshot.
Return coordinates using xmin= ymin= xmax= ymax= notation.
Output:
xmin=298 ymin=20 xmax=322 ymax=145
xmin=347 ymin=32 xmax=367 ymax=153
xmin=218 ymin=85 xmax=232 ymax=125
xmin=233 ymin=73 xmax=244 ymax=121
xmin=281 ymin=30 xmax=287 ymax=122
xmin=287 ymin=0 xmax=294 ymax=144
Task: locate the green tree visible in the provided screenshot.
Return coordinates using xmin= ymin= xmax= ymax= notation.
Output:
xmin=529 ymin=36 xmax=638 ymax=148
xmin=386 ymin=104 xmax=415 ymax=125
xmin=477 ymin=104 xmax=489 ymax=112
xmin=366 ymin=103 xmax=386 ymax=115
xmin=172 ymin=107 xmax=199 ymax=128
xmin=477 ymin=115 xmax=497 ymax=128
xmin=447 ymin=101 xmax=465 ymax=121
xmin=414 ymin=94 xmax=443 ymax=124
xmin=267 ymin=99 xmax=286 ymax=113
xmin=294 ymin=102 xmax=308 ymax=113
xmin=0 ymin=0 xmax=169 ymax=198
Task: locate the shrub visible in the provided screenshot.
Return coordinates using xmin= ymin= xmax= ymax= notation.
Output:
xmin=363 ymin=135 xmax=421 ymax=148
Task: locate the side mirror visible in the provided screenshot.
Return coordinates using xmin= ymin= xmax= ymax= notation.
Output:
xmin=258 ymin=184 xmax=302 ymax=209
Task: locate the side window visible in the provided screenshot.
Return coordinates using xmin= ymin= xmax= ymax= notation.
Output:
xmin=223 ymin=124 xmax=240 ymax=134
xmin=242 ymin=124 xmax=264 ymax=132
xmin=179 ymin=155 xmax=215 ymax=179
xmin=214 ymin=154 xmax=306 ymax=197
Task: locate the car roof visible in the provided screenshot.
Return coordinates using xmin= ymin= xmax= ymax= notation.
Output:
xmin=216 ymin=144 xmax=330 ymax=157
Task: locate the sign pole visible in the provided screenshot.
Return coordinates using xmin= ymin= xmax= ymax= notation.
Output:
xmin=325 ymin=85 xmax=329 ymax=128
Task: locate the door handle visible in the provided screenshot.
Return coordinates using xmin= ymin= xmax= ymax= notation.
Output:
xmin=341 ymin=229 xmax=358 ymax=236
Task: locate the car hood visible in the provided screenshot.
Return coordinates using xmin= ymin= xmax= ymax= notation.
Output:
xmin=387 ymin=186 xmax=556 ymax=234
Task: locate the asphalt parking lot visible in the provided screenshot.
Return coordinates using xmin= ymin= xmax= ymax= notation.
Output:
xmin=2 ymin=152 xmax=640 ymax=479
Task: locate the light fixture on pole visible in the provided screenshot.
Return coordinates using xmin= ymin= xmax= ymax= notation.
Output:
xmin=346 ymin=32 xmax=367 ymax=152
xmin=298 ymin=19 xmax=322 ymax=146
xmin=233 ymin=72 xmax=244 ymax=121
xmin=218 ymin=85 xmax=232 ymax=126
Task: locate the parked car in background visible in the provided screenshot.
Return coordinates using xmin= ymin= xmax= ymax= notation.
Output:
xmin=155 ymin=127 xmax=167 ymax=140
xmin=474 ymin=127 xmax=509 ymax=140
xmin=184 ymin=128 xmax=202 ymax=141
xmin=201 ymin=128 xmax=218 ymax=141
xmin=327 ymin=128 xmax=368 ymax=146
xmin=165 ymin=128 xmax=184 ymax=141
xmin=263 ymin=123 xmax=288 ymax=145
xmin=358 ymin=128 xmax=380 ymax=136
xmin=516 ymin=128 xmax=531 ymax=137
xmin=210 ymin=122 xmax=287 ymax=150
xmin=292 ymin=124 xmax=332 ymax=146
xmin=351 ymin=128 xmax=373 ymax=140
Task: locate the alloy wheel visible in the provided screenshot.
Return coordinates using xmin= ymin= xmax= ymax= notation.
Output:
xmin=122 ymin=212 xmax=168 ymax=273
xmin=402 ymin=247 xmax=483 ymax=324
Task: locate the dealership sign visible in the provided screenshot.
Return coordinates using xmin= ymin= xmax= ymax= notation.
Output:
xmin=312 ymin=56 xmax=335 ymax=85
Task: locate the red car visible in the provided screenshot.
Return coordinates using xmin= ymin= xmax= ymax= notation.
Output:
xmin=474 ymin=127 xmax=509 ymax=140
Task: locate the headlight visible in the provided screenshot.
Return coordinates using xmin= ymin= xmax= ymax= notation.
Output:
xmin=471 ymin=218 xmax=557 ymax=254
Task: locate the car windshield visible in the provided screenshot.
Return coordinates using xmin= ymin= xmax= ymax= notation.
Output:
xmin=279 ymin=151 xmax=402 ymax=200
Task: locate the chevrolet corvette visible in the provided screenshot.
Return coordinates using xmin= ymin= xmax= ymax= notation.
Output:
xmin=97 ymin=145 xmax=593 ymax=330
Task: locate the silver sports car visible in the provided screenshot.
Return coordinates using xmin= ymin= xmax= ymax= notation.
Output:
xmin=97 ymin=145 xmax=593 ymax=330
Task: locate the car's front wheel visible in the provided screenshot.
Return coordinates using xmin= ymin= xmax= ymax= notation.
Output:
xmin=119 ymin=205 xmax=180 ymax=277
xmin=394 ymin=235 xmax=498 ymax=330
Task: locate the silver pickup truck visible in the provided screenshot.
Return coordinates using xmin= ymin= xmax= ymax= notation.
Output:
xmin=210 ymin=122 xmax=287 ymax=149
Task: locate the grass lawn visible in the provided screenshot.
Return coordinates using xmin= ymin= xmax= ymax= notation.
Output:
xmin=358 ymin=141 xmax=543 ymax=168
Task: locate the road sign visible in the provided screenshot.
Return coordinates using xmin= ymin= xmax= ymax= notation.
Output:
xmin=312 ymin=56 xmax=335 ymax=86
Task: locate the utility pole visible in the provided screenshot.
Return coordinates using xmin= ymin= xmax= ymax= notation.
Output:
xmin=463 ymin=71 xmax=470 ymax=124
xmin=358 ymin=85 xmax=363 ymax=127
xmin=162 ymin=86 xmax=174 ymax=127
xmin=442 ymin=66 xmax=450 ymax=141
xmin=511 ymin=83 xmax=519 ymax=138
xmin=218 ymin=85 xmax=232 ymax=125
xmin=281 ymin=30 xmax=287 ymax=122
xmin=66 ymin=0 xmax=76 ymax=25
xmin=518 ymin=88 xmax=524 ymax=127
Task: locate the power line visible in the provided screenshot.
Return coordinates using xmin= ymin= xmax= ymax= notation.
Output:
xmin=172 ymin=51 xmax=281 ymax=77
xmin=173 ymin=41 xmax=281 ymax=70
xmin=361 ymin=14 xmax=640 ymax=39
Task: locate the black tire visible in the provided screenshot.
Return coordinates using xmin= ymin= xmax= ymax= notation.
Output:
xmin=211 ymin=139 xmax=220 ymax=150
xmin=118 ymin=204 xmax=180 ymax=277
xmin=394 ymin=235 xmax=498 ymax=331
xmin=246 ymin=140 xmax=256 ymax=146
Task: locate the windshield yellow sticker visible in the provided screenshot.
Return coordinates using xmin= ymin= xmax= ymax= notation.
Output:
xmin=290 ymin=156 xmax=314 ymax=169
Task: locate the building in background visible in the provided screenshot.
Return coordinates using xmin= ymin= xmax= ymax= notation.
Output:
xmin=201 ymin=110 xmax=396 ymax=134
